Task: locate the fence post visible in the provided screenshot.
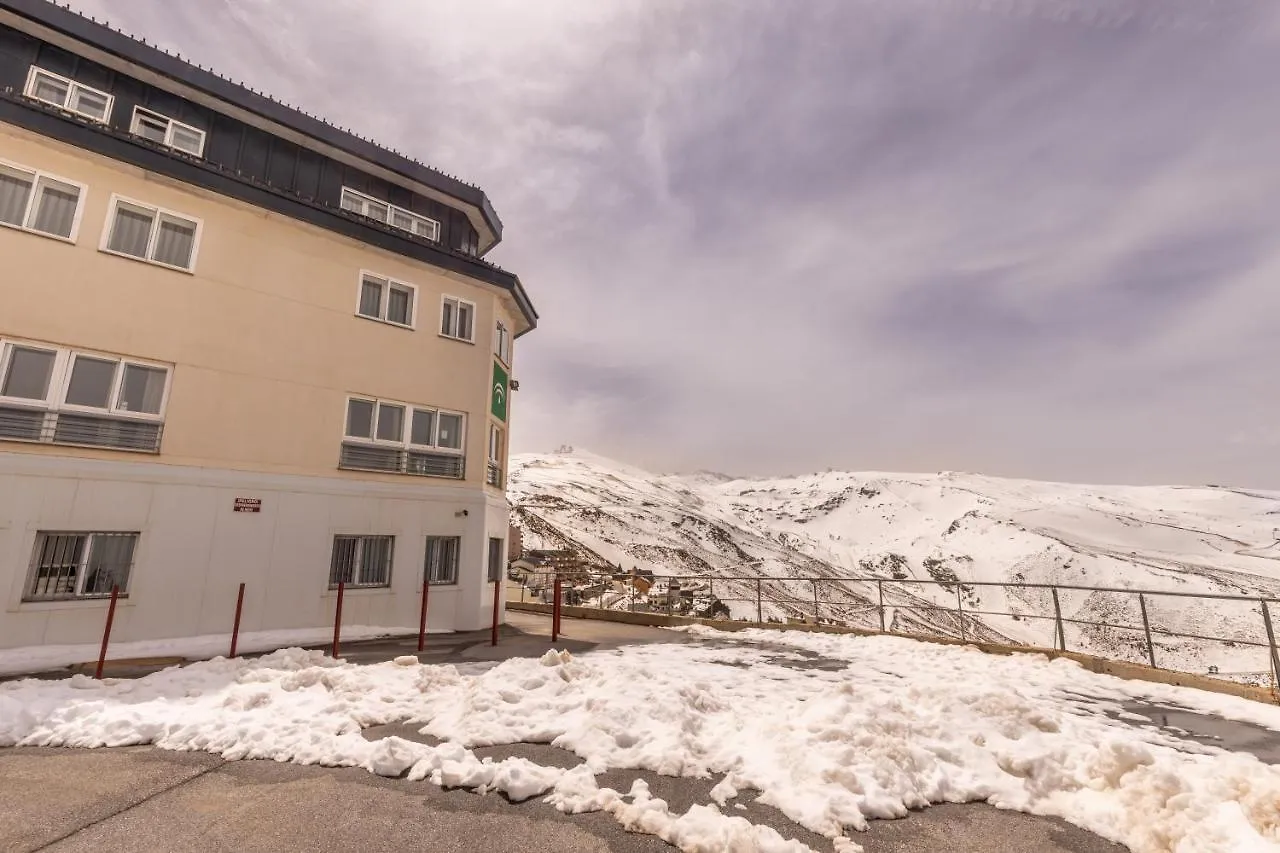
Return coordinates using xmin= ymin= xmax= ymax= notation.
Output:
xmin=418 ymin=574 xmax=431 ymax=652
xmin=1138 ymin=593 xmax=1157 ymax=668
xmin=94 ymin=585 xmax=120 ymax=680
xmin=812 ymin=580 xmax=820 ymax=624
xmin=756 ymin=578 xmax=763 ymax=624
xmin=331 ymin=581 xmax=345 ymax=659
xmin=1051 ymin=587 xmax=1065 ymax=651
xmin=629 ymin=580 xmax=636 ymax=613
xmin=956 ymin=586 xmax=965 ymax=642
xmin=1262 ymin=600 xmax=1279 ymax=693
xmin=229 ymin=582 xmax=246 ymax=658
xmin=877 ymin=580 xmax=885 ymax=633
xmin=491 ymin=578 xmax=500 ymax=647
xmin=552 ymin=576 xmax=562 ymax=642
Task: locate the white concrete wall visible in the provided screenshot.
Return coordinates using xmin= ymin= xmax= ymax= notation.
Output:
xmin=0 ymin=452 xmax=509 ymax=651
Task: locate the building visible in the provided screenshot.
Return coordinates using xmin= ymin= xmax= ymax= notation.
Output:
xmin=0 ymin=0 xmax=537 ymax=651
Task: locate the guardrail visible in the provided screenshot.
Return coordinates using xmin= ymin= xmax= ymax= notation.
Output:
xmin=511 ymin=571 xmax=1280 ymax=690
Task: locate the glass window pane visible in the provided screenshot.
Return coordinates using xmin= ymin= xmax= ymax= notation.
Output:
xmin=0 ymin=167 xmax=33 ymax=227
xmin=29 ymin=534 xmax=85 ymax=599
xmin=70 ymin=86 xmax=109 ymax=120
xmin=457 ymin=303 xmax=473 ymax=341
xmin=410 ymin=409 xmax=435 ymax=446
xmin=387 ymin=287 xmax=411 ymax=325
xmin=358 ymin=277 xmax=383 ymax=318
xmin=133 ymin=111 xmax=168 ymax=143
xmin=32 ymin=72 xmax=69 ymax=105
xmin=65 ymin=356 xmax=117 ymax=408
xmin=391 ymin=209 xmax=413 ymax=230
xmin=117 ymin=364 xmax=166 ymax=414
xmin=441 ymin=300 xmax=455 ymax=336
xmin=346 ymin=399 xmax=374 ymax=438
xmin=83 ymin=534 xmax=136 ymax=595
xmin=170 ymin=124 xmax=204 ymax=155
xmin=153 ymin=216 xmax=196 ymax=268
xmin=108 ymin=204 xmax=154 ymax=257
xmin=376 ymin=404 xmax=404 ymax=442
xmin=340 ymin=190 xmax=361 ymax=213
xmin=359 ymin=536 xmax=392 ymax=586
xmin=330 ymin=536 xmax=358 ymax=586
xmin=437 ymin=413 xmax=463 ymax=450
xmin=29 ymin=178 xmax=79 ymax=238
xmin=366 ymin=201 xmax=388 ymax=222
xmin=2 ymin=346 xmax=56 ymax=400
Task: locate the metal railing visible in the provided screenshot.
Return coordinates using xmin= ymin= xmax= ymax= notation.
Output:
xmin=512 ymin=571 xmax=1280 ymax=690
xmin=338 ymin=442 xmax=464 ymax=479
xmin=0 ymin=405 xmax=162 ymax=452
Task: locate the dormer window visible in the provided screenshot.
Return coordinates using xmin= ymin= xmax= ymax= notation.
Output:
xmin=130 ymin=107 xmax=206 ymax=157
xmin=24 ymin=67 xmax=113 ymax=124
xmin=340 ymin=187 xmax=440 ymax=242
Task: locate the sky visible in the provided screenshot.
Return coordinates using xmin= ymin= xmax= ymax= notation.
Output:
xmin=74 ymin=0 xmax=1280 ymax=487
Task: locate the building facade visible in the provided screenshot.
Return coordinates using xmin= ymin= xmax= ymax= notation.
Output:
xmin=0 ymin=0 xmax=537 ymax=651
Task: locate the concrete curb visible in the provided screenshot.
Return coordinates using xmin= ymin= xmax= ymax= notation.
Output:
xmin=507 ymin=601 xmax=1279 ymax=705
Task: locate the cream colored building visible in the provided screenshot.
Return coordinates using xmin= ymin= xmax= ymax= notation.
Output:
xmin=0 ymin=0 xmax=537 ymax=652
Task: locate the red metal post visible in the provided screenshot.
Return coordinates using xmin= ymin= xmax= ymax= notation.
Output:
xmin=490 ymin=578 xmax=501 ymax=646
xmin=229 ymin=582 xmax=246 ymax=658
xmin=418 ymin=575 xmax=431 ymax=652
xmin=552 ymin=576 xmax=562 ymax=643
xmin=332 ymin=581 xmax=345 ymax=659
xmin=94 ymin=585 xmax=119 ymax=680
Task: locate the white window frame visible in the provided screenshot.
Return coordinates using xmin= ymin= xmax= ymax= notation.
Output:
xmin=0 ymin=158 xmax=88 ymax=243
xmin=355 ymin=271 xmax=418 ymax=329
xmin=24 ymin=66 xmax=114 ymax=124
xmin=440 ymin=295 xmax=476 ymax=343
xmin=328 ymin=534 xmax=394 ymax=589
xmin=493 ymin=320 xmax=511 ymax=365
xmin=24 ymin=531 xmax=140 ymax=601
xmin=129 ymin=106 xmax=206 ymax=157
xmin=339 ymin=186 xmax=441 ymax=242
xmin=343 ymin=395 xmax=466 ymax=456
xmin=488 ymin=423 xmax=504 ymax=464
xmin=424 ymin=535 xmax=461 ymax=586
xmin=0 ymin=337 xmax=172 ymax=422
xmin=99 ymin=194 xmax=203 ymax=273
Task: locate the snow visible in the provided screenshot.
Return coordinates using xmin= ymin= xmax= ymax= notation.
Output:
xmin=0 ymin=625 xmax=416 ymax=677
xmin=509 ymin=450 xmax=1280 ymax=680
xmin=3 ymin=627 xmax=1279 ymax=852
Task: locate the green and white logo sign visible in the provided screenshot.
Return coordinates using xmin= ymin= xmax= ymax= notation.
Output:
xmin=491 ymin=360 xmax=509 ymax=422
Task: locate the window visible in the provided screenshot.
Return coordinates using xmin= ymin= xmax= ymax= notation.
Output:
xmin=329 ymin=535 xmax=394 ymax=588
xmin=0 ymin=160 xmax=85 ymax=241
xmin=130 ymin=107 xmax=206 ymax=157
xmin=441 ymin=296 xmax=475 ymax=342
xmin=25 ymin=532 xmax=138 ymax=601
xmin=488 ymin=537 xmax=504 ymax=583
xmin=340 ymin=396 xmax=466 ymax=479
xmin=494 ymin=321 xmax=511 ymax=364
xmin=0 ymin=339 xmax=170 ymax=452
xmin=339 ymin=187 xmax=441 ymax=242
xmin=487 ymin=424 xmax=504 ymax=487
xmin=102 ymin=196 xmax=201 ymax=271
xmin=425 ymin=536 xmax=460 ymax=585
xmin=24 ymin=67 xmax=113 ymax=123
xmin=356 ymin=273 xmax=415 ymax=327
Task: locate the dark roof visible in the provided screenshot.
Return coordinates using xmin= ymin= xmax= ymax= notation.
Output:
xmin=1 ymin=0 xmax=503 ymax=243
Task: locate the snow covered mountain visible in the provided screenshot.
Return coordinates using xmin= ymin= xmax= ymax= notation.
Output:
xmin=508 ymin=449 xmax=1280 ymax=682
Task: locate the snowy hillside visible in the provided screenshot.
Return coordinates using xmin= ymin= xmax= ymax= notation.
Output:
xmin=509 ymin=449 xmax=1280 ymax=681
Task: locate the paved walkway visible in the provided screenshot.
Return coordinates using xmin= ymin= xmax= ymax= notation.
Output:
xmin=4 ymin=611 xmax=1254 ymax=853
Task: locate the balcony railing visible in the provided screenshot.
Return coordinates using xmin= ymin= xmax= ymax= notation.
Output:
xmin=338 ymin=442 xmax=464 ymax=479
xmin=486 ymin=461 xmax=503 ymax=487
xmin=0 ymin=405 xmax=162 ymax=453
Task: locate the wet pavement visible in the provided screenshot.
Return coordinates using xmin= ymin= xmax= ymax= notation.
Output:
xmin=1114 ymin=701 xmax=1280 ymax=764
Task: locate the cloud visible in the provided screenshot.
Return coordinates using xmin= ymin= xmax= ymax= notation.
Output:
xmin=72 ymin=0 xmax=1280 ymax=486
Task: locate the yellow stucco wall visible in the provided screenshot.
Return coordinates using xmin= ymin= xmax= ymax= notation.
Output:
xmin=0 ymin=121 xmax=518 ymax=485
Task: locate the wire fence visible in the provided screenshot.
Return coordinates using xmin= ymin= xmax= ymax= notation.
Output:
xmin=511 ymin=571 xmax=1280 ymax=690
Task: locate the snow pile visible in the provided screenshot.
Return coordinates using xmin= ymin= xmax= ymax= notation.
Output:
xmin=2 ymin=629 xmax=1280 ymax=852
